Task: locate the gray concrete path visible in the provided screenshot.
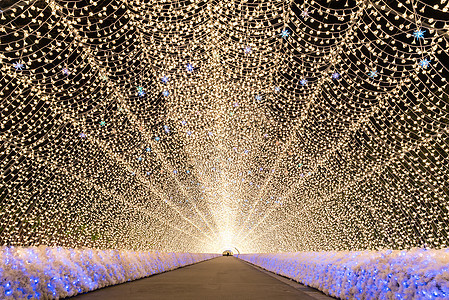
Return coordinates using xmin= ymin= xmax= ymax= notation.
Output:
xmin=69 ymin=256 xmax=333 ymax=300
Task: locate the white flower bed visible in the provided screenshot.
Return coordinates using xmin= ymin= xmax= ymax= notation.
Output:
xmin=0 ymin=246 xmax=218 ymax=299
xmin=238 ymin=249 xmax=449 ymax=300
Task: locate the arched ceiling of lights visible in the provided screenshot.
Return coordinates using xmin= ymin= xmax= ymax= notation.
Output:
xmin=0 ymin=0 xmax=448 ymax=253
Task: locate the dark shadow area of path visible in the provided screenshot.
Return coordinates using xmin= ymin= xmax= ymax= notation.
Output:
xmin=69 ymin=256 xmax=334 ymax=300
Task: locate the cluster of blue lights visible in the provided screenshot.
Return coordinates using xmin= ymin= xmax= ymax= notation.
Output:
xmin=0 ymin=246 xmax=218 ymax=299
xmin=238 ymin=248 xmax=449 ymax=300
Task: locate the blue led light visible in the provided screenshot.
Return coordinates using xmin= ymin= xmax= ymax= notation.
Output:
xmin=332 ymin=72 xmax=340 ymax=80
xmin=137 ymin=86 xmax=145 ymax=97
xmin=280 ymin=29 xmax=290 ymax=38
xmin=62 ymin=67 xmax=70 ymax=75
xmin=13 ymin=61 xmax=24 ymax=70
xmin=419 ymin=58 xmax=431 ymax=69
xmin=413 ymin=28 xmax=426 ymax=40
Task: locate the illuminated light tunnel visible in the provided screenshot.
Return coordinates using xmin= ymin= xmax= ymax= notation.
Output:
xmin=0 ymin=0 xmax=449 ymax=299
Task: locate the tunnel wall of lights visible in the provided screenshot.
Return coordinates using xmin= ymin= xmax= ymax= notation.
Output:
xmin=1 ymin=0 xmax=449 ymax=298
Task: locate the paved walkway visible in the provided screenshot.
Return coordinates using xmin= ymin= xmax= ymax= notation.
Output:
xmin=70 ymin=256 xmax=333 ymax=300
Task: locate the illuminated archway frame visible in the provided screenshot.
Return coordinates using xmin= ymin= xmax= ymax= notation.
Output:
xmin=219 ymin=246 xmax=241 ymax=255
